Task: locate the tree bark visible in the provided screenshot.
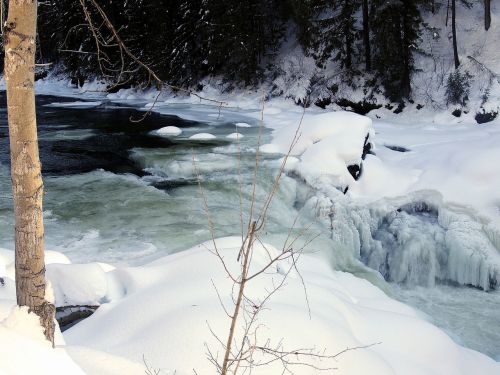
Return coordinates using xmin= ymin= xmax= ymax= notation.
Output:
xmin=5 ymin=0 xmax=55 ymax=344
xmin=401 ymin=10 xmax=411 ymax=98
xmin=451 ymin=0 xmax=460 ymax=69
xmin=362 ymin=0 xmax=371 ymax=71
xmin=343 ymin=0 xmax=352 ymax=69
xmin=485 ymin=0 xmax=491 ymax=31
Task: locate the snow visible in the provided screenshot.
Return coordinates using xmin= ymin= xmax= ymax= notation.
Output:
xmin=2 ymin=240 xmax=498 ymax=373
xmin=261 ymin=111 xmax=373 ymax=188
xmin=47 ymin=263 xmax=111 ymax=306
xmin=155 ymin=125 xmax=182 ymax=136
xmin=350 ymin=119 xmax=500 ymax=222
xmin=226 ymin=132 xmax=244 ymax=139
xmin=235 ymin=122 xmax=251 ymax=128
xmin=0 ymin=307 xmax=85 ymax=375
xmin=45 ymin=101 xmax=103 ymax=109
xmin=57 ymin=238 xmax=499 ymax=374
xmin=189 ymin=132 xmax=216 ymax=140
xmin=1 ymin=71 xmax=499 ymax=371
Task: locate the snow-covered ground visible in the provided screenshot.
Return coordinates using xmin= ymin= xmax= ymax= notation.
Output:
xmin=1 ymin=240 xmax=499 ymax=375
xmin=1 ymin=77 xmax=500 ymax=373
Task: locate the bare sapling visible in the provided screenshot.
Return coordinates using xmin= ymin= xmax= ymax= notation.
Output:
xmin=194 ymin=99 xmax=378 ymax=374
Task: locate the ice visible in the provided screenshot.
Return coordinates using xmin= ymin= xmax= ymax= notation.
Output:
xmin=391 ymin=284 xmax=500 ymax=360
xmin=155 ymin=126 xmax=182 ymax=136
xmin=189 ymin=132 xmax=216 ymax=140
xmin=314 ymin=191 xmax=500 ymax=291
xmin=226 ymin=132 xmax=244 ymax=139
xmin=235 ymin=122 xmax=251 ymax=127
xmin=350 ymin=119 xmax=500 ymax=222
xmin=2 ymin=76 xmax=499 ymax=363
xmin=45 ymin=101 xmax=102 ymax=108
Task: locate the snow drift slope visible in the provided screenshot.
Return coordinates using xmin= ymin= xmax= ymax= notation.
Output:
xmin=63 ymin=238 xmax=499 ymax=375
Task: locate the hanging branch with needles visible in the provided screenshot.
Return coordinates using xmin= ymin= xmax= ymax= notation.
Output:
xmin=71 ymin=0 xmax=227 ymax=120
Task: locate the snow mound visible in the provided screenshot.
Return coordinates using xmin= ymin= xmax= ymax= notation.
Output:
xmin=64 ymin=237 xmax=499 ymax=375
xmin=47 ymin=263 xmax=111 ymax=306
xmin=226 ymin=132 xmax=244 ymax=139
xmin=189 ymin=133 xmax=216 ymax=140
xmin=0 ymin=248 xmax=71 ymax=281
xmin=0 ymin=307 xmax=84 ymax=375
xmin=264 ymin=111 xmax=373 ymax=189
xmin=156 ymin=126 xmax=182 ymax=136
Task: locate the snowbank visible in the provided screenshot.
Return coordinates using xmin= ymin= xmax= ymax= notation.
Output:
xmin=0 ymin=307 xmax=85 ymax=375
xmin=61 ymin=238 xmax=499 ymax=375
xmin=350 ymin=119 xmax=500 ymax=223
xmin=261 ymin=111 xmax=373 ymax=189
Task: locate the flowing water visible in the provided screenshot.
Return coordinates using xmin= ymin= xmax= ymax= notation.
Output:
xmin=0 ymin=93 xmax=499 ymax=360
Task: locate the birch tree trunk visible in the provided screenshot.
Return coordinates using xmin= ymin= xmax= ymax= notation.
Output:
xmin=4 ymin=0 xmax=55 ymax=344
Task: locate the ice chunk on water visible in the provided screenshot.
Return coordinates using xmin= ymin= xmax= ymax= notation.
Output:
xmin=156 ymin=126 xmax=182 ymax=136
xmin=235 ymin=122 xmax=251 ymax=128
xmin=189 ymin=133 xmax=216 ymax=140
xmin=226 ymin=132 xmax=244 ymax=139
xmin=45 ymin=101 xmax=102 ymax=109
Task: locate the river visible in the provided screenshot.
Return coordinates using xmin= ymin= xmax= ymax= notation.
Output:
xmin=0 ymin=92 xmax=498 ymax=360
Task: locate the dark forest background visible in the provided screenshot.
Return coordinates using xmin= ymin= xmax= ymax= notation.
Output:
xmin=30 ymin=0 xmax=484 ymax=103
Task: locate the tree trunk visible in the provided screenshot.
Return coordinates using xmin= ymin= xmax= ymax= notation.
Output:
xmin=452 ymin=0 xmax=460 ymax=69
xmin=363 ymin=0 xmax=371 ymax=71
xmin=5 ymin=0 xmax=55 ymax=344
xmin=400 ymin=11 xmax=411 ymax=98
xmin=485 ymin=0 xmax=491 ymax=31
xmin=343 ymin=0 xmax=352 ymax=69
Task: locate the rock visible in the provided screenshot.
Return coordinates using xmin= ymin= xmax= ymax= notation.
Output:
xmin=56 ymin=305 xmax=99 ymax=332
xmin=475 ymin=109 xmax=498 ymax=124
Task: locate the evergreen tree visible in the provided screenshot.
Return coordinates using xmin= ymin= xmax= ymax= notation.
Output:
xmin=166 ymin=0 xmax=208 ymax=86
xmin=204 ymin=0 xmax=287 ymax=85
xmin=371 ymin=0 xmax=422 ymax=100
xmin=362 ymin=0 xmax=371 ymax=71
xmin=306 ymin=0 xmax=360 ymax=72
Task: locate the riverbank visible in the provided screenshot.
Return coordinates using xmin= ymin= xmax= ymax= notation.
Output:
xmin=1 ymin=77 xmax=500 ymax=373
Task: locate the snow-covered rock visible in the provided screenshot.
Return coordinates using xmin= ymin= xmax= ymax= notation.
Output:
xmin=262 ymin=111 xmax=373 ymax=189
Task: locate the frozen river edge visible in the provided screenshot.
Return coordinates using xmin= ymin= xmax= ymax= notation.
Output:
xmin=0 ymin=78 xmax=499 ymax=374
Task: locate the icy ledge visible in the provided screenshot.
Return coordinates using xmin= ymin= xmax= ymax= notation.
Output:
xmin=310 ymin=190 xmax=500 ymax=291
xmin=1 ymin=239 xmax=498 ymax=374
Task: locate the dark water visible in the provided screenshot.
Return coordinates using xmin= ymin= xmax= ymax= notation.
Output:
xmin=0 ymin=93 xmax=224 ymax=176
